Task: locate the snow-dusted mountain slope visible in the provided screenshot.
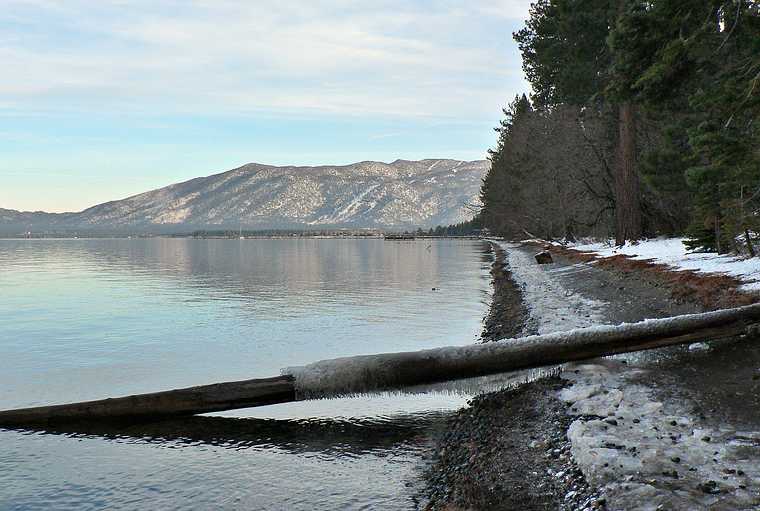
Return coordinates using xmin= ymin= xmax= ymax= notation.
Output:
xmin=2 ymin=159 xmax=487 ymax=232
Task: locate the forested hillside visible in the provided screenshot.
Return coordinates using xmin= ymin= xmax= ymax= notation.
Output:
xmin=480 ymin=0 xmax=759 ymax=253
xmin=1 ymin=160 xmax=487 ymax=234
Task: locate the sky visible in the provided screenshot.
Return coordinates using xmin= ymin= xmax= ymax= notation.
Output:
xmin=1 ymin=0 xmax=532 ymax=212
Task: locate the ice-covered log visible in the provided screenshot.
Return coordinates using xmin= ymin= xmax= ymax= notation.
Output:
xmin=1 ymin=303 xmax=759 ymax=426
xmin=287 ymin=303 xmax=760 ymax=396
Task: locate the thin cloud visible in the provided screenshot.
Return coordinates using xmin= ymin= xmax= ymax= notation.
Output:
xmin=1 ymin=0 xmax=531 ymax=119
xmin=368 ymin=132 xmax=402 ymax=140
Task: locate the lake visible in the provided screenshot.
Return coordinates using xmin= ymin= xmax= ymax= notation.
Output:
xmin=0 ymin=238 xmax=495 ymax=510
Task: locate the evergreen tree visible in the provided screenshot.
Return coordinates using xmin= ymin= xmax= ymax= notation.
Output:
xmin=610 ymin=1 xmax=760 ymax=252
xmin=515 ymin=0 xmax=643 ymax=245
xmin=480 ymin=94 xmax=533 ymax=236
xmin=480 ymin=0 xmax=758 ymax=252
xmin=514 ymin=0 xmax=613 ymax=108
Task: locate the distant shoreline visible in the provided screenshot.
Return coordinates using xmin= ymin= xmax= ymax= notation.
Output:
xmin=0 ymin=234 xmax=486 ymax=240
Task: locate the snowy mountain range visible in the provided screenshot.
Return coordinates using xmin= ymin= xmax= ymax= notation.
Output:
xmin=1 ymin=159 xmax=487 ymax=233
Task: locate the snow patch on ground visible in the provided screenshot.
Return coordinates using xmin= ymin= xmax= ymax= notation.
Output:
xmin=566 ymin=237 xmax=760 ymax=291
xmin=562 ymin=360 xmax=760 ymax=510
xmin=497 ymin=240 xmax=760 ymax=508
xmin=498 ymin=241 xmax=607 ymax=334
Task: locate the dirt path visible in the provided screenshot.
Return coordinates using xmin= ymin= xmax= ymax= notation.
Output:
xmin=544 ymin=247 xmax=760 ymax=432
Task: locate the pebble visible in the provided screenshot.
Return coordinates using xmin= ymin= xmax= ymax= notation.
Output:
xmin=423 ymin=376 xmax=603 ymax=510
xmin=698 ymin=480 xmax=721 ymax=494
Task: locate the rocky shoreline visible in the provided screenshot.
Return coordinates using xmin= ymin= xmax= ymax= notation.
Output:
xmin=481 ymin=243 xmax=528 ymax=342
xmin=421 ymin=240 xmax=760 ymax=510
xmin=422 ymin=242 xmax=603 ymax=510
xmin=423 ymin=375 xmax=604 ymax=510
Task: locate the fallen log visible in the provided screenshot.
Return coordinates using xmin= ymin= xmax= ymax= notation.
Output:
xmin=2 ymin=303 xmax=760 ymax=427
xmin=0 ymin=376 xmax=296 ymax=427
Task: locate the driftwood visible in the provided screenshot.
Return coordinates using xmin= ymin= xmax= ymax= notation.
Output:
xmin=534 ymin=251 xmax=554 ymax=264
xmin=0 ymin=376 xmax=295 ymax=427
xmin=1 ymin=303 xmax=760 ymax=427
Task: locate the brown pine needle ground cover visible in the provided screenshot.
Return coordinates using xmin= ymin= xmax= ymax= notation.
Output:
xmin=535 ymin=242 xmax=758 ymax=311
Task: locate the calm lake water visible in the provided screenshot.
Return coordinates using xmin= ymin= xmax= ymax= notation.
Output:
xmin=0 ymin=238 xmax=494 ymax=510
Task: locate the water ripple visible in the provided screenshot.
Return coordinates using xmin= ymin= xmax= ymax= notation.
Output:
xmin=0 ymin=238 xmax=493 ymax=510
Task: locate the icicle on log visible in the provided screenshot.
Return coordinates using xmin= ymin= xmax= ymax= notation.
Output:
xmin=2 ymin=303 xmax=760 ymax=427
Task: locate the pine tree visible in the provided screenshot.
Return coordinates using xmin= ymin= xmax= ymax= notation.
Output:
xmin=610 ymin=1 xmax=760 ymax=252
xmin=514 ymin=0 xmax=644 ymax=245
xmin=480 ymin=95 xmax=533 ymax=236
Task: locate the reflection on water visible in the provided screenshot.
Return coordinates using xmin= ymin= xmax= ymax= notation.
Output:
xmin=0 ymin=238 xmax=493 ymax=510
xmin=10 ymin=412 xmax=447 ymax=457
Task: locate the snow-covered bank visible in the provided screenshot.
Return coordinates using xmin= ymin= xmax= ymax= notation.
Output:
xmin=497 ymin=241 xmax=760 ymax=509
xmin=566 ymin=237 xmax=760 ymax=291
xmin=563 ymin=361 xmax=760 ymax=510
xmin=498 ymin=241 xmax=607 ymax=333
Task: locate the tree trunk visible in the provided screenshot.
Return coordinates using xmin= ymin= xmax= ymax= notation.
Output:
xmin=745 ymin=229 xmax=756 ymax=257
xmin=0 ymin=376 xmax=296 ymax=426
xmin=614 ymin=101 xmax=642 ymax=245
xmin=2 ymin=304 xmax=760 ymax=427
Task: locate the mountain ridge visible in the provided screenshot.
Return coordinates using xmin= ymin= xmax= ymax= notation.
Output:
xmin=1 ymin=159 xmax=487 ymax=233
